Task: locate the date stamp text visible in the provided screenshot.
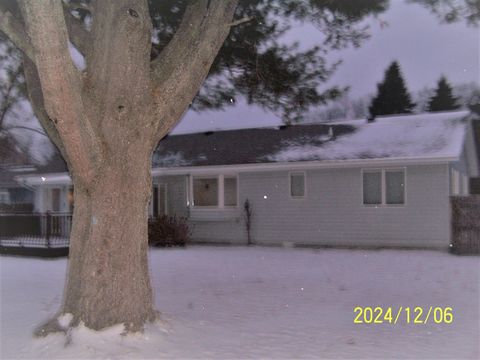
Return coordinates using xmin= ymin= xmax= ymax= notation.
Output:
xmin=354 ymin=306 xmax=453 ymax=324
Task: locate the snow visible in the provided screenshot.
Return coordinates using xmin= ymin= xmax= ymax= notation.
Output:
xmin=1 ymin=246 xmax=479 ymax=359
xmin=266 ymin=111 xmax=470 ymax=162
xmin=151 ymin=151 xmax=193 ymax=167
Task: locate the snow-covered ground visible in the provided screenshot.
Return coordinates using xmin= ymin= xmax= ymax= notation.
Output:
xmin=1 ymin=246 xmax=479 ymax=359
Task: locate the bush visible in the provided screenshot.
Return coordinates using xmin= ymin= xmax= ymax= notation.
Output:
xmin=148 ymin=215 xmax=190 ymax=247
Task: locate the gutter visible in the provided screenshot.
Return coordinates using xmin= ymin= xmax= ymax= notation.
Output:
xmin=151 ymin=156 xmax=458 ymax=176
xmin=15 ymin=156 xmax=458 ymax=186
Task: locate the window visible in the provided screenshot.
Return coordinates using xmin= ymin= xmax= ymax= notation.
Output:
xmin=363 ymin=169 xmax=405 ymax=206
xmin=49 ymin=188 xmax=61 ymax=212
xmin=193 ymin=177 xmax=218 ymax=207
xmin=290 ymin=172 xmax=305 ymax=198
xmin=191 ymin=175 xmax=238 ymax=208
xmin=363 ymin=171 xmax=381 ymax=205
xmin=385 ymin=170 xmax=405 ymax=204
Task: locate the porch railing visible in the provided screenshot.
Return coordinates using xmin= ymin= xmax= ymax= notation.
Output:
xmin=0 ymin=212 xmax=72 ymax=248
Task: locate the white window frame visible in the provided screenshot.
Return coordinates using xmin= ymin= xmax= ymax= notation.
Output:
xmin=189 ymin=174 xmax=238 ymax=209
xmin=361 ymin=168 xmax=406 ymax=207
xmin=289 ymin=171 xmax=306 ymax=199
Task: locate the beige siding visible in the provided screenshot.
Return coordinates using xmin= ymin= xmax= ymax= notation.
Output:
xmin=157 ymin=164 xmax=451 ymax=248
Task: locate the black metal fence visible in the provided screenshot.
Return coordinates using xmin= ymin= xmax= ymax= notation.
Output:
xmin=0 ymin=212 xmax=72 ymax=248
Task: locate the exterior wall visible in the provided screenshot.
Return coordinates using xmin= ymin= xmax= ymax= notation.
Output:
xmin=450 ymin=150 xmax=470 ymax=196
xmin=153 ymin=175 xmax=246 ymax=244
xmin=449 ymin=119 xmax=480 ymax=195
xmin=33 ymin=185 xmax=71 ymax=213
xmin=464 ymin=119 xmax=479 ymax=177
xmin=162 ymin=164 xmax=451 ymax=248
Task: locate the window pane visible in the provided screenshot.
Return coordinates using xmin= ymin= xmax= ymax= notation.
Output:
xmin=363 ymin=172 xmax=381 ymax=205
xmin=386 ymin=171 xmax=405 ymax=204
xmin=51 ymin=188 xmax=61 ymax=212
xmin=224 ymin=177 xmax=237 ymax=206
xmin=193 ymin=178 xmax=218 ymax=206
xmin=291 ymin=173 xmax=305 ymax=197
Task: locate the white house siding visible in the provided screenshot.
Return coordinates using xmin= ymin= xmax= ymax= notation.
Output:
xmin=450 ymin=148 xmax=471 ymax=196
xmin=162 ymin=164 xmax=451 ymax=248
xmin=33 ymin=185 xmax=71 ymax=213
xmin=238 ymin=165 xmax=450 ymax=248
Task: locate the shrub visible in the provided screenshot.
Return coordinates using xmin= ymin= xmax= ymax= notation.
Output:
xmin=148 ymin=215 xmax=190 ymax=247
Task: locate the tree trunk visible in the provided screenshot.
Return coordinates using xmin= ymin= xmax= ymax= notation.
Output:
xmin=62 ymin=154 xmax=155 ymax=331
xmin=2 ymin=0 xmax=238 ymax=334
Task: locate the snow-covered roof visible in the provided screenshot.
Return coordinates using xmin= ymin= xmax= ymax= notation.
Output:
xmin=267 ymin=111 xmax=469 ymax=162
xmin=12 ymin=111 xmax=472 ymax=185
xmin=153 ymin=111 xmax=470 ymax=168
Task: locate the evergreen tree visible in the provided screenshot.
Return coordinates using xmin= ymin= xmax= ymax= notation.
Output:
xmin=427 ymin=76 xmax=460 ymax=111
xmin=369 ymin=61 xmax=415 ymax=118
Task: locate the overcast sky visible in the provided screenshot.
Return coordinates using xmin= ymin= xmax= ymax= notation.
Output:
xmin=173 ymin=0 xmax=479 ymax=134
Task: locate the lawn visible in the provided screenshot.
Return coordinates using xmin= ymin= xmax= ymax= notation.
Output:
xmin=1 ymin=246 xmax=479 ymax=359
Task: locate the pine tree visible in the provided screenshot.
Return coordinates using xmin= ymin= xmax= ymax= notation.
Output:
xmin=369 ymin=61 xmax=415 ymax=118
xmin=427 ymin=76 xmax=460 ymax=111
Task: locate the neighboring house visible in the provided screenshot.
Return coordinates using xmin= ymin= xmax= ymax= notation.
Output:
xmin=0 ymin=136 xmax=35 ymax=211
xmin=14 ymin=110 xmax=479 ymax=249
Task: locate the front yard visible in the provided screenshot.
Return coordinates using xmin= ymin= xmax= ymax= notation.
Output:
xmin=1 ymin=246 xmax=479 ymax=359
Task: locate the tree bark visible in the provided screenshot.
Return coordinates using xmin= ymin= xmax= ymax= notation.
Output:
xmin=2 ymin=0 xmax=238 ymax=332
xmin=63 ymin=152 xmax=155 ymax=331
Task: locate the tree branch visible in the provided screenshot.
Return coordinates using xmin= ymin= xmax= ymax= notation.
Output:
xmin=150 ymin=0 xmax=238 ymax=147
xmin=227 ymin=16 xmax=254 ymax=27
xmin=0 ymin=4 xmax=35 ymax=61
xmin=0 ymin=65 xmax=23 ymax=128
xmin=22 ymin=0 xmax=101 ymax=184
xmin=22 ymin=57 xmax=69 ymax=163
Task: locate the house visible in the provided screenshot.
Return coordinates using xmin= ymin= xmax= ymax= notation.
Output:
xmin=0 ymin=136 xmax=36 ymax=212
xmin=13 ymin=110 xmax=479 ymax=249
